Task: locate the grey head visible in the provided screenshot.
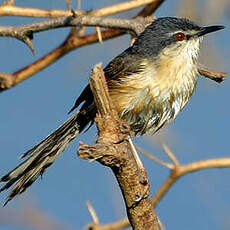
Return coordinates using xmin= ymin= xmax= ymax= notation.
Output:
xmin=131 ymin=17 xmax=224 ymax=58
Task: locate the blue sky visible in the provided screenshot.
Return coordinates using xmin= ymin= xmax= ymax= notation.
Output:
xmin=0 ymin=0 xmax=230 ymax=230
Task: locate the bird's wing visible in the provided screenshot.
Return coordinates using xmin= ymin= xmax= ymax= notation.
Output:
xmin=69 ymin=48 xmax=148 ymax=113
xmin=104 ymin=48 xmax=147 ymax=81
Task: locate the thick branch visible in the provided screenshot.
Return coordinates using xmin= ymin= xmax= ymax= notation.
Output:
xmin=90 ymin=155 xmax=230 ymax=229
xmin=78 ymin=63 xmax=159 ymax=230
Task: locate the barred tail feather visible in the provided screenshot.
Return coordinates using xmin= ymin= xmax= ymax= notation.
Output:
xmin=0 ymin=111 xmax=91 ymax=205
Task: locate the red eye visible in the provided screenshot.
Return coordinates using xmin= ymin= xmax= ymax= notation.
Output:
xmin=175 ymin=32 xmax=186 ymax=41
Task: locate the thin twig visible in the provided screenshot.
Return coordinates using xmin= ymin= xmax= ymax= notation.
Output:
xmin=135 ymin=144 xmax=174 ymax=169
xmin=0 ymin=29 xmax=124 ymax=90
xmin=65 ymin=0 xmax=71 ymax=10
xmin=152 ymin=157 xmax=230 ymax=207
xmin=77 ymin=0 xmax=81 ymax=10
xmin=0 ymin=0 xmax=157 ymax=18
xmin=162 ymin=144 xmax=180 ymax=166
xmin=0 ymin=0 xmax=159 ymax=91
xmin=86 ymin=201 xmax=99 ymax=224
xmin=96 ymin=26 xmax=103 ymax=44
xmin=0 ymin=15 xmax=151 ymax=40
xmin=198 ymin=67 xmax=227 ymax=83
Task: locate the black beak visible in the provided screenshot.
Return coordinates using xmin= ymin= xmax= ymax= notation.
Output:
xmin=196 ymin=25 xmax=225 ymax=37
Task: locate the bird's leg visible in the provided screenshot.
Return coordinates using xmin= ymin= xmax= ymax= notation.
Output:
xmin=128 ymin=136 xmax=148 ymax=185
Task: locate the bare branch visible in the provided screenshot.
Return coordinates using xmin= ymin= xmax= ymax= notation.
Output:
xmin=136 ymin=0 xmax=164 ymax=17
xmin=0 ymin=0 xmax=158 ymax=18
xmin=84 ymin=219 xmax=130 ymax=230
xmin=96 ymin=26 xmax=103 ymax=44
xmin=0 ymin=28 xmax=124 ymax=90
xmin=77 ymin=0 xmax=81 ymax=10
xmin=0 ymin=0 xmax=161 ymax=91
xmin=65 ymin=0 xmax=71 ymax=11
xmin=135 ymin=144 xmax=174 ymax=169
xmin=162 ymin=144 xmax=180 ymax=166
xmin=86 ymin=201 xmax=99 ymax=224
xmin=0 ymin=0 xmax=226 ymax=91
xmin=78 ymin=63 xmax=159 ymax=230
xmin=152 ymin=157 xmax=230 ymax=207
xmin=198 ymin=67 xmax=227 ymax=83
xmin=94 ymin=155 xmax=230 ymax=229
xmin=1 ymin=0 xmax=226 ymax=229
xmin=0 ymin=15 xmax=153 ymax=40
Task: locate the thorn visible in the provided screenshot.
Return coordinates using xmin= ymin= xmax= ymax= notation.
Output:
xmin=128 ymin=137 xmax=145 ymax=171
xmin=71 ymin=9 xmax=77 ymax=18
xmin=77 ymin=0 xmax=81 ymax=10
xmin=88 ymin=159 xmax=96 ymax=163
xmin=162 ymin=144 xmax=180 ymax=166
xmin=66 ymin=0 xmax=71 ymax=10
xmin=24 ymin=36 xmax=35 ymax=56
xmin=135 ymin=144 xmax=174 ymax=169
xmin=128 ymin=137 xmax=148 ymax=185
xmin=86 ymin=201 xmax=99 ymax=224
xmin=96 ymin=27 xmax=103 ymax=44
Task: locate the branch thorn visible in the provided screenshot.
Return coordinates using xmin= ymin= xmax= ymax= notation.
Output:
xmin=86 ymin=200 xmax=99 ymax=224
xmin=162 ymin=144 xmax=179 ymax=166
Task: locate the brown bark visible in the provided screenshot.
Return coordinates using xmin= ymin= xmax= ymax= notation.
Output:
xmin=78 ymin=63 xmax=159 ymax=230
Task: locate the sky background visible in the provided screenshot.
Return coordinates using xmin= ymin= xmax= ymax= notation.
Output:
xmin=0 ymin=0 xmax=230 ymax=230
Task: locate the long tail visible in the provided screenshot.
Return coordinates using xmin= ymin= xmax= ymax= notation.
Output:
xmin=0 ymin=111 xmax=91 ymax=205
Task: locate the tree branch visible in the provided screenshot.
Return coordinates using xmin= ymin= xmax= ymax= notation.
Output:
xmin=0 ymin=15 xmax=153 ymax=42
xmin=198 ymin=67 xmax=227 ymax=83
xmin=0 ymin=0 xmax=163 ymax=91
xmin=78 ymin=63 xmax=159 ymax=230
xmin=0 ymin=0 xmax=227 ymax=229
xmin=152 ymin=156 xmax=230 ymax=207
xmin=0 ymin=0 xmax=158 ymax=18
xmin=87 ymin=154 xmax=230 ymax=230
xmin=0 ymin=0 xmax=225 ymax=91
xmin=0 ymin=28 xmax=123 ymax=90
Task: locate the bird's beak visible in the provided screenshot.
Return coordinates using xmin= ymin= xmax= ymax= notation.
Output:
xmin=196 ymin=25 xmax=225 ymax=37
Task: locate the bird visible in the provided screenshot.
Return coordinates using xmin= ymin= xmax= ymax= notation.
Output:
xmin=0 ymin=17 xmax=224 ymax=205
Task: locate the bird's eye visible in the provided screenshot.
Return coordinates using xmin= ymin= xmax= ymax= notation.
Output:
xmin=175 ymin=32 xmax=186 ymax=41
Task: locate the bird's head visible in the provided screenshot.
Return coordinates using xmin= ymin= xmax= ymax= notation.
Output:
xmin=132 ymin=17 xmax=224 ymax=61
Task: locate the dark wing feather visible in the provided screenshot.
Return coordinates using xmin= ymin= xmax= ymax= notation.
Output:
xmin=70 ymin=46 xmax=146 ymax=114
xmin=104 ymin=47 xmax=146 ymax=80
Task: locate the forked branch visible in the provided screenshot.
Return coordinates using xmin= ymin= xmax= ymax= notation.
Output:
xmin=90 ymin=147 xmax=230 ymax=230
xmin=0 ymin=0 xmax=163 ymax=91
